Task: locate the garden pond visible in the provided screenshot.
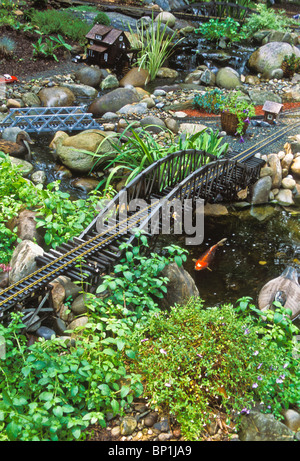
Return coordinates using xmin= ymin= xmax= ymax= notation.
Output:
xmin=28 ymin=133 xmax=300 ymax=315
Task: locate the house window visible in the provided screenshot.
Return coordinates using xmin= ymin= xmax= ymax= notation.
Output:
xmin=104 ymin=53 xmax=108 ymax=61
xmin=89 ymin=50 xmax=94 ymax=57
xmin=267 ymin=113 xmax=273 ymax=120
xmin=90 ymin=40 xmax=94 ymax=45
xmin=119 ymin=36 xmax=123 ymax=41
xmin=95 ymin=34 xmax=102 ymax=40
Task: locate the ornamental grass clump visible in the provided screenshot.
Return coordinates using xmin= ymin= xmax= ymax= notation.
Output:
xmin=131 ymin=297 xmax=299 ymax=440
xmin=132 ymin=16 xmax=183 ymax=81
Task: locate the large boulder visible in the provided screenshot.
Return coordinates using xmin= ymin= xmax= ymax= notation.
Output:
xmin=50 ymin=129 xmax=117 ymax=174
xmin=159 ymin=262 xmax=199 ymax=309
xmin=215 ymin=67 xmax=241 ymax=90
xmin=88 ymin=88 xmax=140 ymax=117
xmin=9 ymin=240 xmax=44 ymax=285
xmin=248 ymin=42 xmax=300 ymax=75
xmin=74 ymin=66 xmax=103 ymax=88
xmin=238 ymin=411 xmax=294 ymax=441
xmin=251 ymin=176 xmax=272 ymax=204
xmin=38 ymin=86 xmax=76 ymax=107
xmin=61 ymin=83 xmax=98 ymax=99
xmin=119 ymin=68 xmax=150 ymax=88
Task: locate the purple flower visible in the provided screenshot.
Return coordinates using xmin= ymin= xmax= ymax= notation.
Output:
xmin=239 ymin=136 xmax=245 ymax=143
xmin=253 ymin=351 xmax=259 ymax=356
xmin=160 ymin=348 xmax=167 ymax=355
xmin=240 ymin=408 xmax=250 ymax=415
xmin=252 ymin=383 xmax=258 ymax=388
xmin=257 ymin=376 xmax=263 ymax=381
xmin=141 ymin=338 xmax=149 ymax=343
xmin=244 ymin=328 xmax=250 ymax=335
xmin=257 ymin=363 xmax=262 ymax=369
xmin=243 ymin=117 xmax=250 ymax=124
xmin=276 ymin=378 xmax=284 ymax=384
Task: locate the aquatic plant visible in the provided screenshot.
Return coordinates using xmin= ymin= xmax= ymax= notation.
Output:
xmin=131 ymin=15 xmax=183 ymax=81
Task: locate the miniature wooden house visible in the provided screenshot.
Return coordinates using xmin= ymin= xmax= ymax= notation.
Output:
xmin=262 ymin=101 xmax=283 ymax=124
xmin=86 ymin=24 xmax=131 ymax=72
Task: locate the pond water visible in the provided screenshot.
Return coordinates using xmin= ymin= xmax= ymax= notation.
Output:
xmin=157 ymin=207 xmax=300 ymax=309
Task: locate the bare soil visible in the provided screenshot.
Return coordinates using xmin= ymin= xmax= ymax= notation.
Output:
xmin=0 ymin=25 xmax=80 ymax=81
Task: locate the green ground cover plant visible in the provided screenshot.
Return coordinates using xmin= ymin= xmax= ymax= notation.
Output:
xmin=131 ymin=296 xmax=299 ymax=439
xmin=29 ymin=8 xmax=90 ymax=44
xmin=0 ymin=154 xmax=112 ymax=262
xmin=241 ymin=4 xmax=297 ymax=37
xmin=0 ymin=237 xmax=187 ymax=441
xmin=195 ymin=17 xmax=247 ymax=44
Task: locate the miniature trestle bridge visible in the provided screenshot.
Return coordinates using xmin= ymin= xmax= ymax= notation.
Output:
xmin=1 ymin=113 xmax=300 ymax=328
xmin=0 ymin=106 xmax=103 ymax=134
xmin=0 ymin=146 xmax=264 ymax=327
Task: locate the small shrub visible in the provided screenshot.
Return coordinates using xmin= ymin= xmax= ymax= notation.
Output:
xmin=0 ymin=37 xmax=15 ymax=58
xmin=92 ymin=11 xmax=111 ymax=26
xmin=241 ymin=4 xmax=296 ymax=37
xmin=195 ymin=17 xmax=247 ymax=43
xmin=193 ymin=88 xmax=226 ymax=114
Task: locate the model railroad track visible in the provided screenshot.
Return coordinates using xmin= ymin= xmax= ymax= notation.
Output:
xmin=1 ymin=116 xmax=300 ymax=325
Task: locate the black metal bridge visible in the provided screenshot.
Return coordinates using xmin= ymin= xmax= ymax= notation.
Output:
xmin=0 ymin=145 xmax=264 ymax=326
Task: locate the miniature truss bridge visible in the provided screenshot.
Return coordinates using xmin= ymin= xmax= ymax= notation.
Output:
xmin=0 ymin=106 xmax=103 ymax=134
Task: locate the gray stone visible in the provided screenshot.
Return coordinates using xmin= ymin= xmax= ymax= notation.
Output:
xmin=9 ymin=240 xmax=44 ymax=285
xmin=248 ymin=42 xmax=300 ymax=75
xmin=21 ymin=92 xmax=41 ymax=107
xmin=61 ymin=83 xmax=98 ymax=99
xmin=248 ymin=89 xmax=282 ymax=106
xmin=159 ymin=262 xmax=199 ymax=309
xmin=70 ymin=293 xmax=88 ymax=315
xmin=283 ymin=409 xmax=300 ymax=432
xmin=216 ymin=67 xmax=241 ymax=90
xmin=120 ymin=416 xmax=137 ymax=436
xmin=238 ymin=411 xmax=294 ymax=441
xmin=140 ymin=115 xmax=167 ymax=133
xmin=9 ymin=157 xmax=34 ymax=177
xmin=38 ymin=86 xmax=76 ymax=107
xmin=74 ymin=66 xmax=102 ymax=88
xmin=31 ymin=170 xmax=46 ymax=185
xmin=118 ymin=102 xmax=148 ymax=115
xmin=100 ymin=74 xmax=119 ymax=90
xmin=251 ymin=176 xmax=272 ymax=204
xmin=36 ymin=326 xmax=56 ymax=340
xmin=88 ymin=88 xmax=140 ymax=117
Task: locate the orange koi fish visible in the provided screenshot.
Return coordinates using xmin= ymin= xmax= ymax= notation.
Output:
xmin=193 ymin=238 xmax=227 ymax=271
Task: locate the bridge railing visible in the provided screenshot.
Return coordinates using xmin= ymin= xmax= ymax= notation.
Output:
xmin=81 ymin=149 xmax=215 ymax=238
